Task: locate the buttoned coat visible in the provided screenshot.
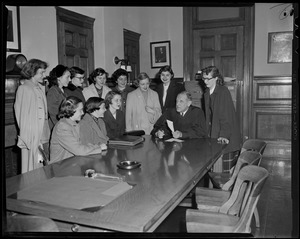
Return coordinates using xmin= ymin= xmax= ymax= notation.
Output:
xmin=82 ymin=83 xmax=111 ymax=101
xmin=126 ymin=88 xmax=162 ymax=135
xmin=79 ymin=113 xmax=109 ymax=145
xmin=50 ymin=118 xmax=101 ymax=164
xmin=156 ymin=80 xmax=185 ymax=113
xmin=203 ymin=85 xmax=241 ymax=153
xmin=47 ymin=85 xmax=66 ymax=131
xmin=14 ymin=80 xmax=50 ymax=173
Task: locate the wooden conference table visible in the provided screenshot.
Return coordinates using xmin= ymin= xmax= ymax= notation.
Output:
xmin=6 ymin=135 xmax=226 ymax=232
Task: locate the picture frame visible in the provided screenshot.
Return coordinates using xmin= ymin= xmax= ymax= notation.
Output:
xmin=268 ymin=31 xmax=292 ymax=63
xmin=6 ymin=6 xmax=21 ymax=52
xmin=150 ymin=41 xmax=171 ymax=68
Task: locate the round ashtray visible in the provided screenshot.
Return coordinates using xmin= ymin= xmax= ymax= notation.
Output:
xmin=117 ymin=160 xmax=141 ymax=170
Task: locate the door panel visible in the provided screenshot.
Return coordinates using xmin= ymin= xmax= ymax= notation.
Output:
xmin=124 ymin=29 xmax=141 ymax=85
xmin=193 ymin=26 xmax=244 ymax=121
xmin=56 ymin=7 xmax=95 ymax=87
xmin=193 ymin=26 xmax=243 ymax=80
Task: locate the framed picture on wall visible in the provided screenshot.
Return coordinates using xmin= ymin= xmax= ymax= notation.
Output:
xmin=268 ymin=31 xmax=292 ymax=63
xmin=150 ymin=41 xmax=171 ymax=68
xmin=6 ymin=6 xmax=21 ymax=52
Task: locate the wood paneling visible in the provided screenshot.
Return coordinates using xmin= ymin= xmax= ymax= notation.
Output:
xmin=5 ymin=146 xmax=20 ymax=178
xmin=252 ymin=76 xmax=292 ymax=157
xmin=254 ymin=109 xmax=291 ymax=141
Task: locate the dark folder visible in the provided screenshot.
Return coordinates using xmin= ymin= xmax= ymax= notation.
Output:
xmin=108 ymin=135 xmax=144 ymax=146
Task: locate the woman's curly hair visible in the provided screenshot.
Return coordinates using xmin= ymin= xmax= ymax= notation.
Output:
xmin=57 ymin=96 xmax=82 ymax=119
xmin=87 ymin=68 xmax=108 ymax=85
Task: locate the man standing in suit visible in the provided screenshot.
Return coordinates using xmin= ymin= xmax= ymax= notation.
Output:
xmin=151 ymin=91 xmax=207 ymax=139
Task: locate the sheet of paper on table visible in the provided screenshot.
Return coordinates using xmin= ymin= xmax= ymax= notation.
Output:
xmin=166 ymin=120 xmax=174 ymax=132
xmin=16 ymin=176 xmax=132 ymax=210
xmin=165 ymin=138 xmax=184 ymax=142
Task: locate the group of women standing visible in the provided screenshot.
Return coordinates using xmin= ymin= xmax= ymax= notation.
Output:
xmin=14 ymin=59 xmax=241 ymax=174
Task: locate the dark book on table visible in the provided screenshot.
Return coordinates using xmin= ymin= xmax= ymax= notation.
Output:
xmin=108 ymin=135 xmax=144 ymax=146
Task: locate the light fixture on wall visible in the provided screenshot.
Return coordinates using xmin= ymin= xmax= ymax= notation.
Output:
xmin=114 ymin=56 xmax=132 ymax=72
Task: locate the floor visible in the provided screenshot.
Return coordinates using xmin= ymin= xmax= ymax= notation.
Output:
xmin=154 ymin=156 xmax=293 ymax=237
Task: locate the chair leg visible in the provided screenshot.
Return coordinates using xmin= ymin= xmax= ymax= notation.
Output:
xmin=254 ymin=206 xmax=260 ymax=227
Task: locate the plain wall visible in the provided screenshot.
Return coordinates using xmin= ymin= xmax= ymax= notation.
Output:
xmin=6 ymin=6 xmax=183 ymax=79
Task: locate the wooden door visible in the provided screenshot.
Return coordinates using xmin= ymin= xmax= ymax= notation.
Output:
xmin=56 ymin=7 xmax=95 ymax=87
xmin=124 ymin=29 xmax=140 ymax=85
xmin=193 ymin=26 xmax=244 ymax=138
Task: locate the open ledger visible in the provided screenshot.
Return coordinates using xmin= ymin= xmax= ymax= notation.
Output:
xmin=16 ymin=176 xmax=132 ymax=210
xmin=108 ymin=135 xmax=144 ymax=146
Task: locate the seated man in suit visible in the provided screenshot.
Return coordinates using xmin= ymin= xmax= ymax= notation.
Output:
xmin=151 ymin=91 xmax=207 ymax=139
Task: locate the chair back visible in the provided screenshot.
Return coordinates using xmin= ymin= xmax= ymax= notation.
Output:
xmin=228 ymin=139 xmax=267 ymax=175
xmin=234 ymin=165 xmax=269 ymax=233
xmin=38 ymin=145 xmax=49 ymax=166
xmin=241 ymin=139 xmax=267 ymax=164
xmin=222 ymin=150 xmax=261 ymax=191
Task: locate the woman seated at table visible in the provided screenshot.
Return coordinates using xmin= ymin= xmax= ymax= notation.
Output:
xmin=151 ymin=91 xmax=207 ymax=139
xmin=126 ymin=72 xmax=161 ymax=135
xmin=50 ymin=96 xmax=107 ymax=164
xmin=79 ymin=97 xmax=109 ymax=145
xmin=103 ymin=91 xmax=126 ymax=139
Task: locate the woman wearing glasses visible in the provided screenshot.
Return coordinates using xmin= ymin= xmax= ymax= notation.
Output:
xmin=200 ymin=66 xmax=241 ymax=163
xmin=64 ymin=66 xmax=86 ymax=104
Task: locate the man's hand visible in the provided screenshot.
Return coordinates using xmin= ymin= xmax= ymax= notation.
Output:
xmin=172 ymin=130 xmax=182 ymax=139
xmin=156 ymin=130 xmax=165 ymax=139
xmin=217 ymin=137 xmax=229 ymax=144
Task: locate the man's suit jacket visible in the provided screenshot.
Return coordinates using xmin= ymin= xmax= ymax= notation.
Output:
xmin=156 ymin=80 xmax=185 ymax=113
xmin=151 ymin=106 xmax=207 ymax=139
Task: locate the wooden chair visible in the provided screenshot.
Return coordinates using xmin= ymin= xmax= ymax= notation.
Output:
xmin=206 ymin=139 xmax=267 ymax=227
xmin=186 ymin=165 xmax=269 ymax=233
xmin=195 ymin=151 xmax=262 ymax=227
xmin=6 ymin=215 xmax=59 ymax=232
xmin=38 ymin=145 xmax=49 ymax=166
xmin=209 ymin=139 xmax=267 ymax=190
